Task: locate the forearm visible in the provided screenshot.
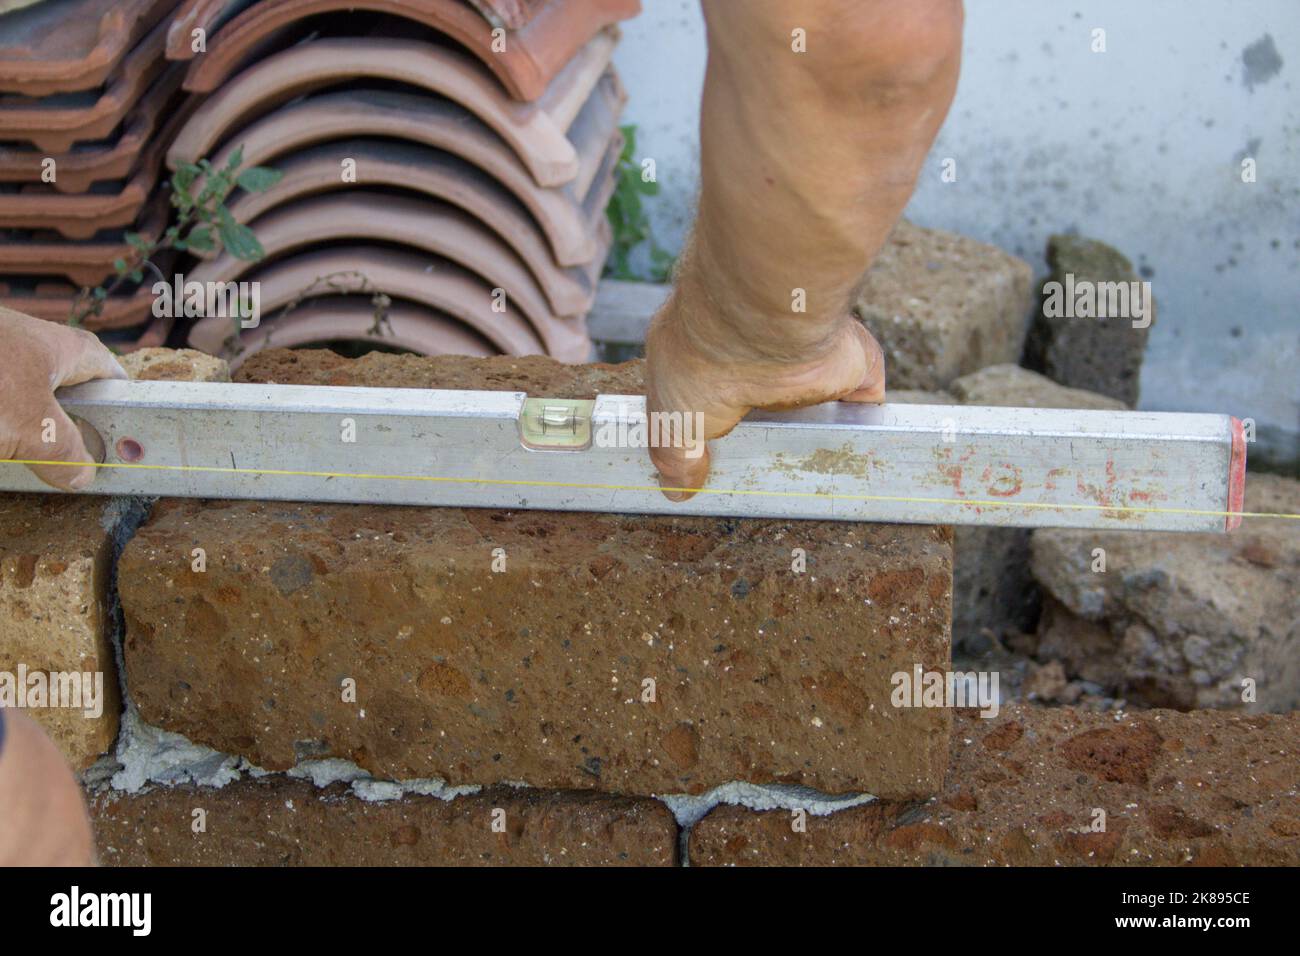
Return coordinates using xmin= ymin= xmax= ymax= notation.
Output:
xmin=643 ymin=0 xmax=964 ymax=497
xmin=677 ymin=0 xmax=963 ymax=358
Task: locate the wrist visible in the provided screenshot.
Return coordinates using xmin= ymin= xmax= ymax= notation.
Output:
xmin=659 ymin=245 xmax=853 ymax=367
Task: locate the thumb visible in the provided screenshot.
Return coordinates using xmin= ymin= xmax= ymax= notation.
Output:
xmin=650 ymin=440 xmax=712 ymax=503
xmin=15 ymin=400 xmax=98 ymax=491
xmin=839 ymin=322 xmax=887 ymax=404
xmin=645 ymin=391 xmax=730 ymax=503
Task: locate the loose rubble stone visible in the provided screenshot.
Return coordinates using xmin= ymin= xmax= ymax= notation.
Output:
xmin=949 ymin=363 xmax=1128 ymax=413
xmin=854 ymin=221 xmax=1034 ymax=391
xmin=1022 ymin=234 xmax=1153 ymax=407
xmin=91 ymin=780 xmax=678 ymax=866
xmin=888 ymin=389 xmax=954 ymax=406
xmin=117 ymin=350 xmax=954 ymax=798
xmin=1031 ymin=473 xmax=1299 ymax=710
xmin=947 ymin=365 xmax=1125 ymax=645
xmin=690 ymin=704 xmax=1300 ymax=865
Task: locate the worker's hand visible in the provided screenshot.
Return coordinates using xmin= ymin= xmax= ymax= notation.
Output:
xmin=0 ymin=710 xmax=96 ymax=866
xmin=644 ymin=300 xmax=884 ymax=501
xmin=0 ymin=307 xmax=126 ymax=491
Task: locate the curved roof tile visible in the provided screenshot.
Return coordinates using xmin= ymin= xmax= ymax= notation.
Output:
xmin=0 ymin=0 xmax=176 ymax=96
xmin=181 ymin=0 xmax=638 ymax=102
xmin=188 ymin=191 xmax=562 ymax=340
xmin=0 ymin=63 xmax=185 ymax=192
xmin=0 ymin=90 xmax=198 ymax=238
xmin=218 ymin=299 xmax=497 ymax=370
xmin=222 ymin=139 xmax=604 ymax=318
xmin=187 ymin=245 xmax=555 ymax=358
xmin=0 ymin=194 xmax=168 ymax=286
xmin=0 ymin=281 xmax=158 ymax=331
xmin=0 ymin=20 xmax=173 ymax=152
xmin=165 ymin=34 xmax=615 ymax=187
xmin=174 ymin=87 xmax=611 ymax=265
xmin=166 ymin=0 xmax=248 ymax=61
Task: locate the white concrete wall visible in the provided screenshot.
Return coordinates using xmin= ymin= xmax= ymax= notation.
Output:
xmin=613 ymin=0 xmax=1299 ymax=464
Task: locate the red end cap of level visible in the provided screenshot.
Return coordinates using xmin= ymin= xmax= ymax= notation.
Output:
xmin=1227 ymin=417 xmax=1247 ymax=532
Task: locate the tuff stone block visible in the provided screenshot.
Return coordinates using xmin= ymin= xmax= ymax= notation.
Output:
xmin=0 ymin=495 xmax=125 ymax=769
xmin=690 ymin=704 xmax=1300 ymax=866
xmin=91 ymin=780 xmax=677 ymax=866
xmin=0 ymin=346 xmax=235 ymax=769
xmin=116 ymin=349 xmax=954 ymax=798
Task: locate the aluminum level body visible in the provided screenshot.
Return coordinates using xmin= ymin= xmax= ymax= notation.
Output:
xmin=0 ymin=380 xmax=1246 ymax=532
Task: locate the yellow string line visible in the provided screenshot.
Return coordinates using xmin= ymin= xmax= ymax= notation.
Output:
xmin=6 ymin=457 xmax=1298 ymax=521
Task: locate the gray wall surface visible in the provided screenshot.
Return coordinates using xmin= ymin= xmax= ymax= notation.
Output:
xmin=613 ymin=0 xmax=1299 ymax=467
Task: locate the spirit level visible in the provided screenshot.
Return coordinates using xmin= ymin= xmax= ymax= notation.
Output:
xmin=0 ymin=379 xmax=1247 ymax=532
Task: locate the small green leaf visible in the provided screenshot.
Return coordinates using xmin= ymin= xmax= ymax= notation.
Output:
xmin=185 ymin=226 xmax=214 ymax=252
xmin=225 ymin=145 xmax=245 ymax=171
xmin=113 ymin=257 xmax=127 ymax=275
xmin=602 ymin=123 xmax=674 ymax=281
xmin=622 ymin=188 xmax=643 ymax=219
xmin=236 ymin=166 xmax=282 ymax=193
xmin=217 ymin=213 xmax=264 ymax=261
xmin=173 ymin=163 xmax=200 ymax=193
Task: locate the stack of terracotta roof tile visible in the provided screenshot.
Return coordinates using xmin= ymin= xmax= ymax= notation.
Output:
xmin=164 ymin=0 xmax=638 ymax=367
xmin=0 ymin=0 xmax=191 ymax=349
